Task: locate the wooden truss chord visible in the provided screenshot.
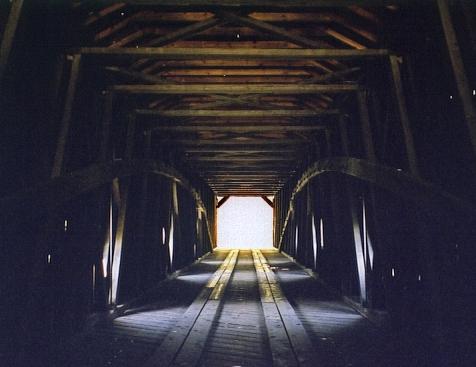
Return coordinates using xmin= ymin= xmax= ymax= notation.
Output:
xmin=136 ymin=108 xmax=340 ymax=117
xmin=93 ymin=1 xmax=411 ymax=9
xmin=113 ymin=83 xmax=358 ymax=94
xmin=75 ymin=47 xmax=389 ymax=60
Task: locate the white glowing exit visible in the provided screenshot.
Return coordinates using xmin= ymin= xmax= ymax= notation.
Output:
xmin=217 ymin=196 xmax=274 ymax=249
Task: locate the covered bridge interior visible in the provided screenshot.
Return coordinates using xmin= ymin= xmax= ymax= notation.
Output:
xmin=1 ymin=1 xmax=476 ymax=366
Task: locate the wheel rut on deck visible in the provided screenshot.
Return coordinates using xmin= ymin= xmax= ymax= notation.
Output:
xmin=198 ymin=250 xmax=272 ymax=367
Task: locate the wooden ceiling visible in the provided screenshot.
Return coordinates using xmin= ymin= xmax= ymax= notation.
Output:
xmin=72 ymin=1 xmax=398 ymax=196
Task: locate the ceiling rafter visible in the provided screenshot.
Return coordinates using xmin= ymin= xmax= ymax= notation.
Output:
xmin=72 ymin=3 xmax=391 ymax=196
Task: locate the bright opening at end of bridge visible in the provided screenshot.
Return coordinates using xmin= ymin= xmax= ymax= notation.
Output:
xmin=217 ymin=196 xmax=274 ymax=249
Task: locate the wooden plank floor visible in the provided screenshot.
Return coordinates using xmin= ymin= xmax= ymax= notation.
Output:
xmin=198 ymin=250 xmax=272 ymax=367
xmin=51 ymin=251 xmax=228 ymax=367
xmin=262 ymin=250 xmax=435 ymax=367
xmin=50 ymin=248 xmax=434 ymax=367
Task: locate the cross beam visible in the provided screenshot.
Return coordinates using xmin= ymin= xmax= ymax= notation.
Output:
xmin=136 ymin=108 xmax=340 ymax=117
xmin=75 ymin=47 xmax=389 ymax=60
xmin=113 ymin=83 xmax=358 ymax=94
xmin=95 ymin=1 xmax=412 ymax=8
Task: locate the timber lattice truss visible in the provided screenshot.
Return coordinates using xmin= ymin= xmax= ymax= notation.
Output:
xmin=57 ymin=1 xmax=408 ymax=196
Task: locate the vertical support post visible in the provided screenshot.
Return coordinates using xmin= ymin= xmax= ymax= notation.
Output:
xmin=339 ymin=115 xmax=368 ymax=305
xmin=168 ymin=181 xmax=180 ymax=269
xmin=125 ymin=113 xmax=138 ymax=160
xmin=213 ymin=194 xmax=218 ymax=248
xmin=437 ymin=0 xmax=476 ymax=156
xmin=356 ymin=89 xmax=377 ymax=162
xmin=49 ymin=55 xmax=66 ymax=111
xmin=325 ymin=128 xmax=346 ymax=288
xmin=110 ymin=113 xmax=136 ymax=305
xmin=99 ymin=93 xmax=117 ymax=305
xmin=338 ymin=114 xmax=350 ymax=156
xmin=0 ymin=0 xmax=24 ymax=83
xmin=459 ymin=0 xmax=476 ymax=52
xmin=136 ymin=129 xmax=151 ymax=288
xmin=51 ymin=54 xmax=82 ymax=178
xmin=389 ymin=55 xmax=420 ymax=177
xmin=99 ymin=91 xmax=114 ymax=163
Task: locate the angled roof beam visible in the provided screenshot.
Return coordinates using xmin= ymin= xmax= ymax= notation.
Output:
xmin=307 ymin=66 xmax=361 ymax=83
xmin=0 ymin=0 xmax=24 ymax=83
xmin=105 ymin=66 xmax=167 ymax=83
xmin=215 ymin=10 xmax=325 ymax=49
xmin=216 ymin=195 xmax=230 ymax=208
xmin=261 ymin=196 xmax=274 ymax=208
xmin=146 ymin=16 xmax=224 ymax=46
xmin=130 ymin=16 xmax=225 ymax=68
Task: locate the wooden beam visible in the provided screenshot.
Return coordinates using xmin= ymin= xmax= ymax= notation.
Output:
xmin=309 ymin=66 xmax=361 ymax=83
xmin=208 ymin=181 xmax=287 ymax=184
xmin=356 ymin=89 xmax=376 ymax=162
xmin=110 ymin=115 xmax=137 ymax=305
xmin=196 ymin=166 xmax=293 ymax=172
xmin=215 ymin=192 xmax=278 ymax=196
xmin=184 ymin=147 xmax=298 ymax=153
xmin=51 ymin=55 xmax=82 ymax=178
xmin=437 ymin=0 xmax=476 ymax=156
xmin=76 ymin=47 xmax=389 ymax=60
xmin=129 ymin=59 xmax=348 ymax=69
xmin=389 ymin=55 xmax=419 ymax=176
xmin=113 ymin=83 xmax=358 ymax=95
xmin=210 ymin=184 xmax=283 ymax=188
xmin=207 ymin=174 xmax=287 ymax=178
xmin=136 ymin=108 xmax=339 ymax=117
xmin=186 ymin=156 xmax=297 ymax=161
xmin=200 ymin=167 xmax=295 ymax=177
xmin=208 ymin=176 xmax=287 ymax=180
xmin=7 ymin=158 xmax=473 ymax=222
xmin=99 ymin=92 xmax=114 ymax=162
xmin=216 ymin=195 xmax=230 ymax=208
xmin=216 ymin=11 xmax=324 ymax=48
xmin=338 ymin=114 xmax=350 ymax=155
xmin=105 ymin=66 xmax=166 ymax=83
xmin=146 ymin=17 xmax=223 ymax=47
xmin=261 ymin=195 xmax=274 ymax=208
xmin=0 ymin=0 xmax=24 ymax=82
xmin=159 ymin=139 xmax=305 ymax=145
xmin=149 ymin=124 xmax=326 ymax=132
xmin=189 ymin=151 xmax=299 ymax=158
xmin=95 ymin=1 xmax=412 ymax=8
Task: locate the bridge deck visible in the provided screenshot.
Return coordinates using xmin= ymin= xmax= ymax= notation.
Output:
xmin=50 ymin=249 xmax=426 ymax=367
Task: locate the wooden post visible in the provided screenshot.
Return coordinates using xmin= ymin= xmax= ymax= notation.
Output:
xmin=460 ymin=0 xmax=476 ymax=52
xmin=389 ymin=55 xmax=420 ymax=177
xmin=99 ymin=91 xmax=114 ymax=162
xmin=125 ymin=113 xmax=137 ymax=160
xmin=437 ymin=0 xmax=476 ymax=156
xmin=356 ymin=89 xmax=377 ymax=162
xmin=49 ymin=55 xmax=66 ymax=110
xmin=338 ymin=114 xmax=351 ymax=156
xmin=110 ymin=113 xmax=136 ymax=305
xmin=0 ymin=0 xmax=24 ymax=83
xmin=325 ymin=128 xmax=347 ymax=289
xmin=51 ymin=54 xmax=82 ymax=178
xmin=338 ymin=115 xmax=368 ymax=305
xmin=136 ymin=130 xmax=151 ymax=288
